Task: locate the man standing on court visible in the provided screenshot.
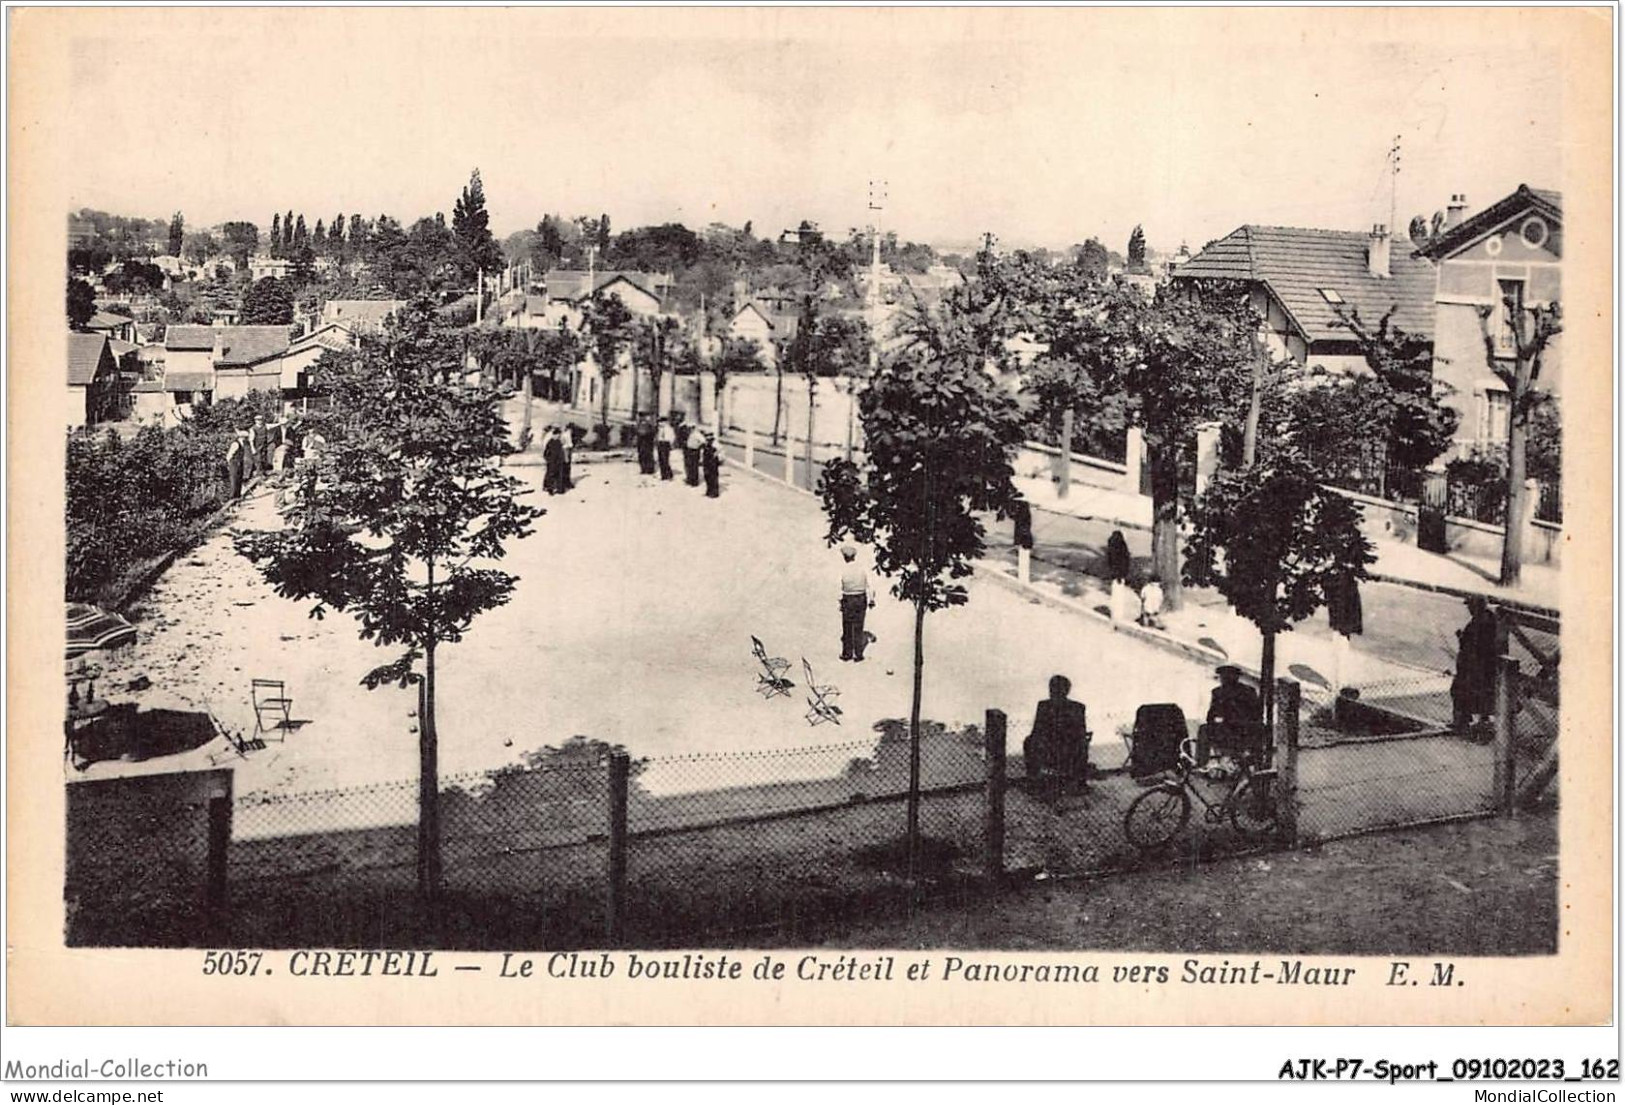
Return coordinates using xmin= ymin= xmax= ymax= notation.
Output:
xmin=838 ymin=545 xmax=873 ymax=662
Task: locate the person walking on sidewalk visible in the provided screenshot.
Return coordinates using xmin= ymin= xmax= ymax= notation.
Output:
xmin=542 ymin=427 xmax=565 ymax=495
xmin=838 ymin=545 xmax=873 ymax=662
xmin=656 ymin=416 xmax=677 ymax=481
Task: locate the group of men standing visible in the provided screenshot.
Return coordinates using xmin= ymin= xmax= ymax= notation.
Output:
xmin=635 ymin=414 xmax=721 ymax=498
xmin=541 ymin=425 xmax=576 ymax=496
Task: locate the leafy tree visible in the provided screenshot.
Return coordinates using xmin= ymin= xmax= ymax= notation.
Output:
xmin=289 ymin=246 xmax=317 ymax=289
xmin=452 ymin=169 xmax=503 ymax=281
xmin=313 ymin=219 xmax=326 ymax=250
xmin=1329 ymin=305 xmax=1459 ymax=476
xmin=269 ymin=213 xmax=282 ymax=258
xmin=1476 ymin=292 xmax=1562 ymax=585
xmin=817 ymin=275 xmax=1026 ymax=884
xmin=221 ymin=221 xmax=259 ymax=268
xmin=241 ymin=276 xmax=295 ymax=324
xmin=104 ymin=260 xmax=166 ymax=296
xmin=536 ymin=215 xmax=565 ymax=268
xmin=1126 ymin=224 xmax=1147 ymax=272
xmin=596 ymin=212 xmax=611 ymax=255
xmin=236 ymin=301 xmax=541 ymax=900
xmin=1185 ymin=453 xmax=1374 ymax=723
xmin=1071 ymin=237 xmax=1110 ymax=281
xmin=293 ymin=214 xmax=308 ymax=252
xmin=167 ymin=212 xmax=185 ymax=257
xmin=349 ymin=214 xmax=366 ymax=247
xmin=182 ymin=231 xmax=220 ymax=267
xmin=712 ymin=336 xmax=764 ymax=431
xmin=579 ymin=292 xmax=634 ymax=430
xmin=67 ymin=277 xmax=96 ymax=329
xmin=68 ymin=242 xmax=113 ymax=275
xmin=284 ymin=210 xmax=295 ymax=252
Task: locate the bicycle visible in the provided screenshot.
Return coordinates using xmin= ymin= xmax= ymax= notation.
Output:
xmin=1123 ymin=736 xmax=1279 ymax=849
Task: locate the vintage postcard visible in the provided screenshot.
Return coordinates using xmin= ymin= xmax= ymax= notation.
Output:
xmin=5 ymin=6 xmax=1613 ymax=1033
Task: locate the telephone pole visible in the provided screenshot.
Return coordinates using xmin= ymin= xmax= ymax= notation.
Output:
xmin=850 ymin=178 xmax=886 ymax=461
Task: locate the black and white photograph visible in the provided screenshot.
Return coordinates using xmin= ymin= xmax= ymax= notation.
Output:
xmin=7 ymin=5 xmax=1612 ymax=1037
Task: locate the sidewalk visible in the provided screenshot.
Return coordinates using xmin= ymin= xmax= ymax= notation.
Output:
xmin=1013 ymin=471 xmax=1559 ymax=613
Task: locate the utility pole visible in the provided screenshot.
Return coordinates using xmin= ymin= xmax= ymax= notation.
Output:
xmin=852 ymin=178 xmax=886 ymax=461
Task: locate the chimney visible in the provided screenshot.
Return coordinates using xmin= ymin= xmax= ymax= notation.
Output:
xmin=1367 ymin=224 xmax=1391 ymax=278
xmin=1446 ymin=194 xmax=1469 ymax=229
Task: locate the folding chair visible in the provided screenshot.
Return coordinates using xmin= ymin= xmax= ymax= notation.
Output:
xmin=251 ymin=678 xmax=293 ymax=740
xmin=801 ymin=657 xmax=842 ymax=726
xmin=751 ymin=636 xmax=794 ymax=699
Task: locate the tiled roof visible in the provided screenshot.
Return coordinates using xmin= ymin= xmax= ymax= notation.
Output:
xmin=165 ymin=325 xmax=217 ymax=352
xmin=1413 ymin=184 xmax=1561 ymax=261
xmin=163 ymin=371 xmax=214 ymax=392
xmin=86 ymin=310 xmax=134 ymax=330
xmin=215 ymin=326 xmax=292 ymax=367
xmin=542 ymin=269 xmax=671 ymax=303
xmin=67 ymin=332 xmax=111 ymax=386
xmin=132 ymin=379 xmax=166 ymax=393
xmin=1176 ymin=225 xmax=1436 ymax=342
xmin=287 ymin=323 xmax=354 ymax=354
xmin=321 ymin=299 xmax=404 ymax=326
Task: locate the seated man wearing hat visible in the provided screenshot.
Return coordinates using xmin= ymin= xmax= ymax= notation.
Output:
xmin=1201 ymin=664 xmax=1265 ymax=767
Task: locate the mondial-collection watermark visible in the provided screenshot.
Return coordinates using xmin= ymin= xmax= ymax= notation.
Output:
xmin=1473 ymin=1093 xmax=1616 ymax=1103
xmin=3 ymin=1059 xmax=208 ymax=1080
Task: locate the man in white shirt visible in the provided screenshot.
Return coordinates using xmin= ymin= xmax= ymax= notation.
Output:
xmin=838 ymin=545 xmax=873 ymax=662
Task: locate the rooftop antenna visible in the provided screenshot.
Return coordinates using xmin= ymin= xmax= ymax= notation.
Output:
xmin=1387 ymin=134 xmax=1402 ymax=238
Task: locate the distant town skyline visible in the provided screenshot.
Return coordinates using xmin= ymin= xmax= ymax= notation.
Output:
xmin=57 ymin=8 xmax=1576 ymax=258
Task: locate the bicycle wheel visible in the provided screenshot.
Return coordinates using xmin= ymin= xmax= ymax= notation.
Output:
xmin=1229 ymin=775 xmax=1280 ymax=838
xmin=1124 ymin=786 xmax=1190 ymax=849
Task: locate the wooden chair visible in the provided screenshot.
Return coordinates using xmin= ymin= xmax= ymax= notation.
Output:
xmin=251 ymin=678 xmax=293 ymax=739
xmin=751 ymin=636 xmax=794 ymax=699
xmin=801 ymin=657 xmax=842 ymax=726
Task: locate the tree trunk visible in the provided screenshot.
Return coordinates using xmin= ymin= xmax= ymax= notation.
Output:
xmin=631 ymin=353 xmax=642 ymax=417
xmin=844 ymin=376 xmax=856 ymax=461
xmin=906 ymin=598 xmax=926 ymax=889
xmin=805 ymin=380 xmax=816 ymax=488
xmin=520 ymin=369 xmax=533 ymax=438
xmin=1149 ymin=445 xmax=1183 ymax=611
xmin=771 ymin=365 xmax=784 ymax=445
xmin=1501 ymin=393 xmax=1529 ymax=586
xmin=1243 ymin=348 xmax=1264 ymax=468
xmin=600 ymin=369 xmax=612 ymax=431
xmin=1260 ymin=628 xmax=1277 ymax=731
xmin=417 ymin=636 xmax=442 ymax=903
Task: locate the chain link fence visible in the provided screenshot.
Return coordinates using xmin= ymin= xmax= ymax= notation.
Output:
xmin=67 ymin=651 xmax=1555 ymax=949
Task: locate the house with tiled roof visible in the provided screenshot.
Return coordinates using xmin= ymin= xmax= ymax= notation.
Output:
xmin=67 ymin=332 xmax=121 ymax=427
xmin=321 ymin=299 xmax=404 ymax=333
xmin=1412 ymin=185 xmax=1562 ymax=456
xmin=1173 ymin=223 xmax=1436 ymax=374
xmin=84 ymin=310 xmax=136 ymax=344
xmin=213 ymin=325 xmax=295 ymax=400
xmin=542 ymin=269 xmax=671 ymax=306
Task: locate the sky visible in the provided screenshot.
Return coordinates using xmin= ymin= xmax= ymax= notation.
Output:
xmin=53 ymin=7 xmax=1587 ymax=256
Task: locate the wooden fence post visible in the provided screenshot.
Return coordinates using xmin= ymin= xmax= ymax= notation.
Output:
xmin=606 ymin=751 xmax=629 ymax=946
xmin=1273 ymin=678 xmax=1301 ymax=846
xmin=1493 ymin=655 xmax=1520 ymax=814
xmin=984 ymin=709 xmax=1007 ymax=884
xmin=206 ymin=795 xmax=231 ymax=941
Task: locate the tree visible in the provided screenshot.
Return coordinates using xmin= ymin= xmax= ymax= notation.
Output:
xmin=816 ymin=276 xmax=1026 ymax=886
xmin=269 ymin=213 xmax=282 ymax=258
xmin=596 ymin=212 xmax=611 ymax=255
xmin=284 ymin=210 xmax=295 ymax=252
xmin=1126 ymin=224 xmax=1147 ymax=272
xmin=1476 ymin=292 xmax=1562 ymax=585
xmin=579 ymin=292 xmax=634 ymax=430
xmin=293 ymin=214 xmax=308 ymax=252
xmin=452 ymin=169 xmax=503 ymax=281
xmin=349 ymin=214 xmax=366 ymax=248
xmin=313 ymin=219 xmax=326 ymax=250
xmin=289 ymin=246 xmax=317 ymax=289
xmin=240 ymin=276 xmax=294 ymax=324
xmin=236 ymin=300 xmax=541 ymax=902
xmin=167 ymin=212 xmax=184 ymax=257
xmin=221 ymin=221 xmax=259 ymax=268
xmin=67 ymin=277 xmax=96 ymax=329
xmin=1185 ymin=453 xmax=1374 ymax=724
xmin=712 ymin=337 xmax=764 ymax=432
xmin=1024 ymin=280 xmax=1258 ymax=611
xmin=1072 ymin=237 xmax=1110 ymax=281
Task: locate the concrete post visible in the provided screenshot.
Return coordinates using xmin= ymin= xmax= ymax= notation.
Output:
xmin=1523 ymin=477 xmax=1543 ymax=560
xmin=1195 ymin=421 xmax=1223 ymax=498
xmin=607 ymin=751 xmax=629 ymax=946
xmin=1124 ymin=425 xmax=1144 ymax=496
xmin=699 ymin=371 xmax=717 ymax=429
xmin=1017 ymin=547 xmax=1031 ymax=585
xmin=743 ymin=425 xmax=755 ymax=470
xmin=1493 ymin=655 xmax=1520 ymax=814
xmin=1058 ymin=408 xmax=1074 ymax=499
xmin=984 ymin=709 xmax=1007 ymax=884
xmin=783 ymin=433 xmax=796 ymax=485
xmin=1273 ymin=678 xmax=1301 ymax=846
xmin=657 ymin=370 xmax=673 ymax=418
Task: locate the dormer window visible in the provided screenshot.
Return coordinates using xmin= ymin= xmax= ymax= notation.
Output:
xmin=1318 ymin=288 xmax=1344 ymax=304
